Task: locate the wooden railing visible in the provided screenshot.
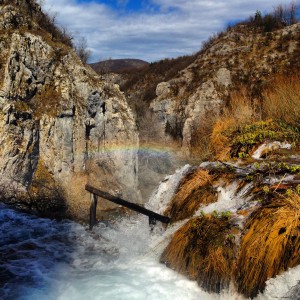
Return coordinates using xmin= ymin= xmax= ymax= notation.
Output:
xmin=85 ymin=184 xmax=170 ymax=229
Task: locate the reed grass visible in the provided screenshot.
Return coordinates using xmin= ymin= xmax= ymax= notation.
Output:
xmin=236 ymin=193 xmax=300 ymax=298
xmin=165 ymin=169 xmax=216 ymax=222
xmin=263 ymin=74 xmax=300 ymax=126
xmin=161 ymin=215 xmax=236 ymax=293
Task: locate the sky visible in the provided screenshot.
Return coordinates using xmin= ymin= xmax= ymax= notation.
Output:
xmin=41 ymin=0 xmax=299 ymax=63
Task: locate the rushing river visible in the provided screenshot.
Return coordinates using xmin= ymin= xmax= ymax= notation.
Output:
xmin=0 ymin=204 xmax=217 ymax=300
xmin=1 ymin=166 xmax=300 ymax=300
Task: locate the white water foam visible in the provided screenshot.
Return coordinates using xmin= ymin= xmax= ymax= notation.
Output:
xmin=195 ymin=181 xmax=253 ymax=216
xmin=146 ymin=164 xmax=191 ymax=214
xmin=256 ymin=265 xmax=300 ymax=299
xmin=252 ymin=141 xmax=291 ymax=159
xmin=1 ymin=162 xmax=299 ymax=300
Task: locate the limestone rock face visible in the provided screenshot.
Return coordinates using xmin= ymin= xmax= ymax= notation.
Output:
xmin=151 ymin=72 xmax=225 ymax=152
xmin=156 ymin=82 xmax=171 ymax=97
xmin=0 ymin=3 xmax=139 ymax=219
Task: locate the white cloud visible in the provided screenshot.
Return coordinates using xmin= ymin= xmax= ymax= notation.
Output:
xmin=42 ymin=0 xmax=298 ymax=62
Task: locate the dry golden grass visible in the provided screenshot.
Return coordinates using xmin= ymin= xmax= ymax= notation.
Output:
xmin=161 ymin=216 xmax=236 ymax=293
xmin=227 ymin=88 xmax=261 ymax=124
xmin=190 ymin=115 xmax=217 ymax=161
xmin=165 ymin=169 xmax=217 ymax=222
xmin=209 ymin=75 xmax=300 ymax=160
xmin=193 ymin=87 xmax=263 ymax=161
xmin=210 ymin=118 xmax=235 ymax=160
xmin=263 ymin=74 xmax=300 ymax=126
xmin=236 ymin=193 xmax=300 ymax=298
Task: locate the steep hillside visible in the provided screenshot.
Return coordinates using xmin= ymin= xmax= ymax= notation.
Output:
xmin=151 ymin=22 xmax=300 ymax=157
xmin=110 ymin=18 xmax=300 ymax=199
xmin=120 ymin=55 xmax=197 ymax=105
xmin=105 ymin=18 xmax=300 ymax=159
xmin=0 ymin=0 xmax=139 ymax=219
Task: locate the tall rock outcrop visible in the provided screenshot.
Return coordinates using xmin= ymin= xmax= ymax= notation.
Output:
xmin=0 ymin=1 xmax=139 ymax=219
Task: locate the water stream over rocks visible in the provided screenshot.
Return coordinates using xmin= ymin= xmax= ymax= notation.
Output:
xmin=1 ymin=166 xmax=300 ymax=300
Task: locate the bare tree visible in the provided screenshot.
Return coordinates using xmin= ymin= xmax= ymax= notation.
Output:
xmin=76 ymin=37 xmax=92 ymax=64
xmin=273 ymin=5 xmax=284 ymax=24
xmin=273 ymin=2 xmax=298 ymax=26
xmin=288 ymin=1 xmax=297 ymax=25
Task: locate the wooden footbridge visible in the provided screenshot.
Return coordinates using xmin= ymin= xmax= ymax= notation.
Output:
xmin=85 ymin=184 xmax=170 ymax=230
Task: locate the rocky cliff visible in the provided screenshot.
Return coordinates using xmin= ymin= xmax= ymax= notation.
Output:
xmin=0 ymin=0 xmax=139 ymax=220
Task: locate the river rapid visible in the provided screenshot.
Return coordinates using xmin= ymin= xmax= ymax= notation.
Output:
xmin=0 ymin=203 xmax=219 ymax=300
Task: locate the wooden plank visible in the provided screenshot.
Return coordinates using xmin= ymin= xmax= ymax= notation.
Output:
xmin=89 ymin=193 xmax=98 ymax=230
xmin=85 ymin=184 xmax=170 ymax=224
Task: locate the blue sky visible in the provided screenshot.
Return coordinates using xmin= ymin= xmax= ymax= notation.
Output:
xmin=42 ymin=0 xmax=299 ymax=63
xmin=77 ymin=0 xmax=145 ymax=11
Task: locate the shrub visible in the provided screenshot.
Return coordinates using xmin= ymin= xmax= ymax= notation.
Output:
xmin=239 ymin=2 xmax=298 ymax=33
xmin=35 ymin=9 xmax=73 ymax=47
xmin=75 ymin=37 xmax=91 ymax=64
xmin=0 ymin=0 xmax=73 ymax=47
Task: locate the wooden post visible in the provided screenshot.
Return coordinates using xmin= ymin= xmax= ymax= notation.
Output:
xmin=89 ymin=193 xmax=98 ymax=230
xmin=149 ymin=216 xmax=157 ymax=231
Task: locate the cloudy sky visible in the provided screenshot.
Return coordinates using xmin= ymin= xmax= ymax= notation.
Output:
xmin=42 ymin=0 xmax=298 ymax=63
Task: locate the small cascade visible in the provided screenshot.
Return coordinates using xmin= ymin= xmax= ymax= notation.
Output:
xmin=146 ymin=164 xmax=191 ymax=214
xmin=159 ymin=137 xmax=300 ymax=299
xmin=195 ymin=180 xmax=253 ymax=215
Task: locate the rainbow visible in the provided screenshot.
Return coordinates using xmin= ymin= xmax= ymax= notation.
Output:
xmin=84 ymin=142 xmax=180 ymax=156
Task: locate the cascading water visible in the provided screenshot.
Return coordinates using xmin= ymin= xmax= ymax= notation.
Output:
xmin=1 ymin=166 xmax=300 ymax=300
xmin=0 ymin=203 xmax=213 ymax=300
